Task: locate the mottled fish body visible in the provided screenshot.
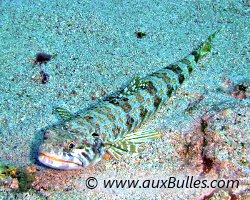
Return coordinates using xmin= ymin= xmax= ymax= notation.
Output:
xmin=38 ymin=32 xmax=218 ymax=170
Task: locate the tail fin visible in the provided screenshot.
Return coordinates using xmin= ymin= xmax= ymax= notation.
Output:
xmin=192 ymin=30 xmax=219 ymax=62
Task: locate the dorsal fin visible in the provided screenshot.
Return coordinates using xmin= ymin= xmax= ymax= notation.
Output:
xmin=121 ymin=76 xmax=148 ymax=96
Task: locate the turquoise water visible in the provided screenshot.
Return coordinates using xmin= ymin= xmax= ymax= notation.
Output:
xmin=0 ymin=0 xmax=249 ymax=199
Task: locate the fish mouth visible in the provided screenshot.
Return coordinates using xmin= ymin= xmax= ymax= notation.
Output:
xmin=38 ymin=152 xmax=83 ymax=170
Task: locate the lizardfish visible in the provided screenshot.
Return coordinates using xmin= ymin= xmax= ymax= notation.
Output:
xmin=38 ymin=31 xmax=218 ymax=170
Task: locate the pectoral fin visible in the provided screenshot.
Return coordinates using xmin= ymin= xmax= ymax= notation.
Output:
xmin=55 ymin=107 xmax=74 ymax=121
xmin=106 ymin=130 xmax=162 ymax=160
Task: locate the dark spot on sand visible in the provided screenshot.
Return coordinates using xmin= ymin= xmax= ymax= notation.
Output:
xmin=135 ymin=31 xmax=146 ymax=38
xmin=35 ymin=53 xmax=52 ymax=65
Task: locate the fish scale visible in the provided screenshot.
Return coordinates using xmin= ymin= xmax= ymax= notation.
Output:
xmin=38 ymin=31 xmax=218 ymax=170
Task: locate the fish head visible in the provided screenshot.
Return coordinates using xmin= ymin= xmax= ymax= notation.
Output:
xmin=38 ymin=122 xmax=106 ymax=170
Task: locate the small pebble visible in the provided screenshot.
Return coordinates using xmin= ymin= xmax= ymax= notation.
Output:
xmin=40 ymin=70 xmax=49 ymax=84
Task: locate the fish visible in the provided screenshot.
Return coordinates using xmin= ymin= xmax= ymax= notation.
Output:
xmin=38 ymin=31 xmax=218 ymax=170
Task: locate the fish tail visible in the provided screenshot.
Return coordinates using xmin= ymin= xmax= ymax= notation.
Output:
xmin=192 ymin=30 xmax=219 ymax=63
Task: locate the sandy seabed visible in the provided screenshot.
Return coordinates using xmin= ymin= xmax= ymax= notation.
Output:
xmin=0 ymin=0 xmax=249 ymax=199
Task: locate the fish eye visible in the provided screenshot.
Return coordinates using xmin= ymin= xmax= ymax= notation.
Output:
xmin=44 ymin=131 xmax=50 ymax=139
xmin=68 ymin=143 xmax=75 ymax=149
